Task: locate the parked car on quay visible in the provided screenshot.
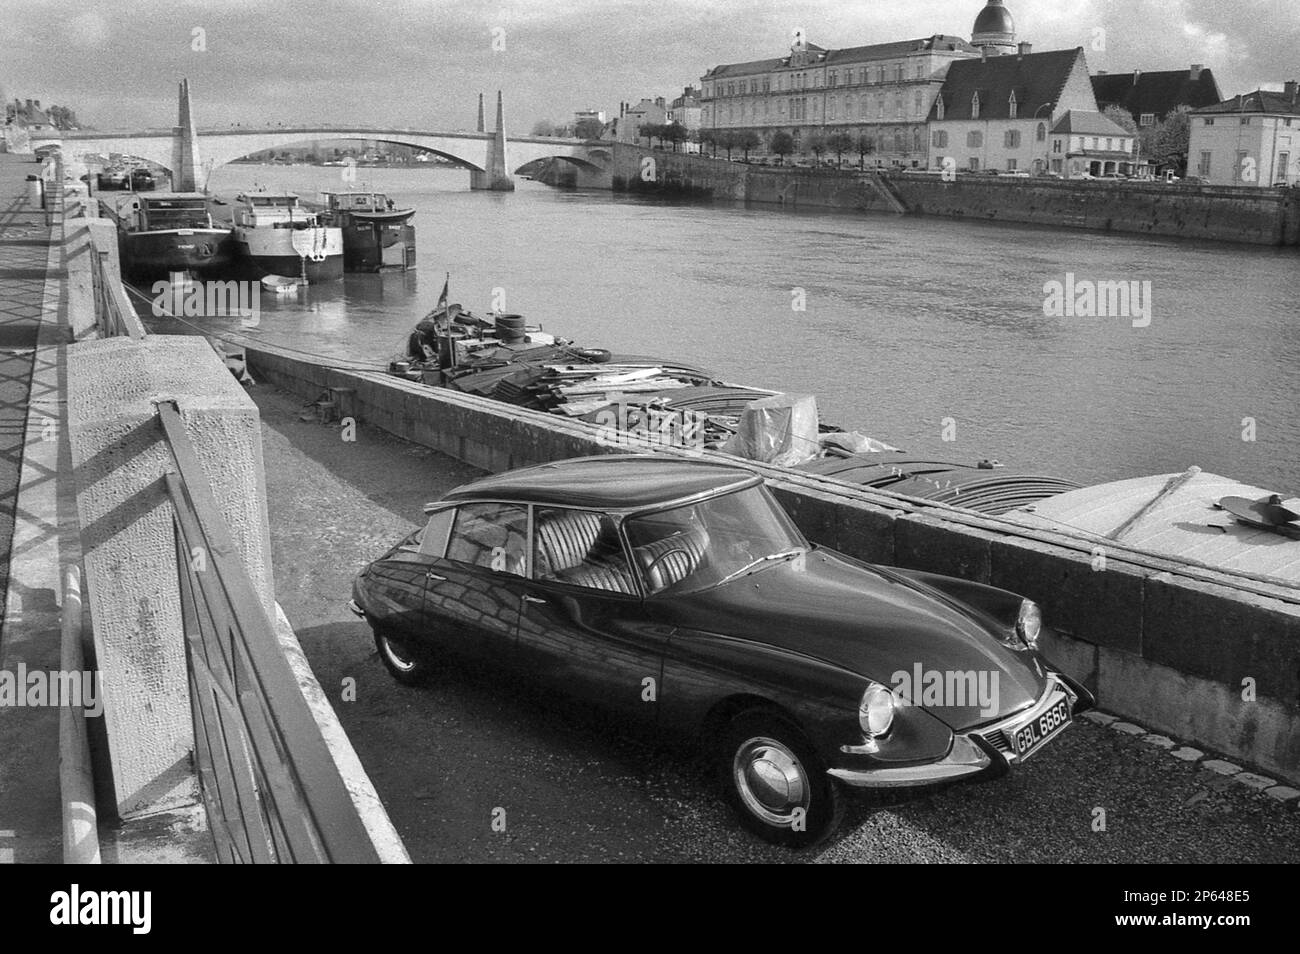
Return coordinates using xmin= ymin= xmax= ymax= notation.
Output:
xmin=350 ymin=456 xmax=1094 ymax=847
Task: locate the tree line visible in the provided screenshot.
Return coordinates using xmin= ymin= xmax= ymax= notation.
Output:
xmin=5 ymin=99 xmax=81 ymax=130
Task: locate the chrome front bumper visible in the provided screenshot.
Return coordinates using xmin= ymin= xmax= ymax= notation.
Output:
xmin=827 ymin=673 xmax=1080 ymax=790
xmin=828 ymin=732 xmax=993 ymax=789
xmin=347 ymin=599 xmax=366 ymax=619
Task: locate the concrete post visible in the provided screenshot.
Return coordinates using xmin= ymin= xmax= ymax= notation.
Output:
xmin=470 ymin=91 xmax=515 ymax=192
xmin=170 ymin=78 xmax=203 ymax=192
xmin=67 ymin=336 xmax=275 ymax=819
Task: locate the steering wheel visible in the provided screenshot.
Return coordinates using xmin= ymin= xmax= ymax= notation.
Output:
xmin=642 ymin=547 xmax=690 ymax=587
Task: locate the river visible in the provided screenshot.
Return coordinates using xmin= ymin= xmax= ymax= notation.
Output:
xmin=182 ymin=163 xmax=1299 ymax=493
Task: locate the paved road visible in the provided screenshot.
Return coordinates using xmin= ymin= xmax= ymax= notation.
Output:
xmin=0 ymin=155 xmax=48 ymax=628
xmin=0 ymin=153 xmax=63 ymax=864
xmin=254 ymin=385 xmax=1300 ymax=863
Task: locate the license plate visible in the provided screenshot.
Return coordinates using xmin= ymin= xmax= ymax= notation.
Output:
xmin=1012 ymin=697 xmax=1071 ymax=758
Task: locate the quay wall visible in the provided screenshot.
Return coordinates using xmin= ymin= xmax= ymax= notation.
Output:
xmin=567 ymin=143 xmax=1300 ymax=247
xmin=246 ymin=343 xmax=1300 ymax=783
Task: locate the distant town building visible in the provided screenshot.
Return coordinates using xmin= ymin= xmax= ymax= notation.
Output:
xmin=928 ymin=45 xmax=1100 ymax=174
xmin=1048 ymin=110 xmax=1137 ymax=177
xmin=11 ymin=98 xmax=52 ymax=132
xmin=1092 ymin=65 xmax=1222 ymax=129
xmin=669 ymin=87 xmax=702 ymax=132
xmin=574 ymin=109 xmax=606 ymax=125
xmin=612 ymin=97 xmax=669 ymax=143
xmin=1188 ymin=83 xmax=1300 ymax=186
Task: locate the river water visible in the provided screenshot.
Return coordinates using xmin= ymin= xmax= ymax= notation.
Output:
xmin=189 ymin=163 xmax=1298 ymax=493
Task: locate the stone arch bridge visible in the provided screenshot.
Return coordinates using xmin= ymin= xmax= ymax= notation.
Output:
xmin=31 ymin=81 xmax=607 ymax=192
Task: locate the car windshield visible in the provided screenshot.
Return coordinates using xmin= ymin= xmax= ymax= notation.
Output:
xmin=624 ymin=485 xmax=807 ymax=595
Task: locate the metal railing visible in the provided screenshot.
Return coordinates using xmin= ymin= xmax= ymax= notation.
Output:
xmin=157 ymin=401 xmax=380 ymax=863
xmin=87 ymin=231 xmax=146 ymax=340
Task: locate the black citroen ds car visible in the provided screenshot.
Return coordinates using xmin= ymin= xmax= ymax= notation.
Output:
xmin=350 ymin=455 xmax=1092 ymax=846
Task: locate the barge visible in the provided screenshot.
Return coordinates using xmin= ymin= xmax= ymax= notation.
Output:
xmin=231 ymin=190 xmax=344 ymax=284
xmin=389 ymin=296 xmax=1081 ymax=515
xmin=101 ymin=191 xmax=234 ymax=281
xmin=318 ymin=191 xmax=416 ymax=272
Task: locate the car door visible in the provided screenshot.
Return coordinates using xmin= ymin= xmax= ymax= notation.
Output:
xmin=420 ymin=501 xmax=530 ymax=667
xmin=515 ymin=507 xmax=671 ymax=726
xmin=360 ymin=527 xmax=440 ymax=642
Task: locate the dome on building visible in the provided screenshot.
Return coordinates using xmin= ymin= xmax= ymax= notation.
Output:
xmin=973 ymin=0 xmax=1015 ymax=35
xmin=972 ymin=0 xmax=1017 ymax=54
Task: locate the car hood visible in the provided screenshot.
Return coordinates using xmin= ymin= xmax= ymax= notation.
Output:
xmin=658 ymin=549 xmax=1049 ymax=730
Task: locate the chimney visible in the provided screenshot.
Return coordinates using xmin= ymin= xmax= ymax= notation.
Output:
xmin=981 ymin=47 xmax=988 ymax=63
xmin=1018 ymin=42 xmax=1032 ymax=57
xmin=25 ymin=99 xmax=32 ymax=108
xmin=1190 ymin=64 xmax=1203 ymax=80
xmin=655 ymin=96 xmax=665 ymax=108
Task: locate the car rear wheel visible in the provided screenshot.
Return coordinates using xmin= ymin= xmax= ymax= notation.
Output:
xmin=373 ymin=627 xmax=429 ymax=686
xmin=721 ymin=710 xmax=844 ymax=848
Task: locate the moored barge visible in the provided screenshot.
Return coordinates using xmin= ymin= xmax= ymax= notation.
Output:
xmin=101 ymin=191 xmax=234 ymax=281
xmin=232 ymin=191 xmax=344 ymax=283
xmin=388 ymin=296 xmax=1081 ymax=514
xmin=318 ymin=191 xmax=416 ymax=272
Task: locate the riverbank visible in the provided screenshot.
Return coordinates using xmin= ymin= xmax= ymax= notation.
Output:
xmin=541 ymin=143 xmax=1300 ymax=247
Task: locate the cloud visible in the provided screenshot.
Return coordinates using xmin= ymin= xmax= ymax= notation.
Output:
xmin=66 ymin=11 xmax=110 ymax=48
xmin=1 ymin=0 xmax=1295 ymax=130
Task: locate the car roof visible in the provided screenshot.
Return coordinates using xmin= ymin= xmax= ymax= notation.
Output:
xmin=434 ymin=455 xmax=761 ymax=512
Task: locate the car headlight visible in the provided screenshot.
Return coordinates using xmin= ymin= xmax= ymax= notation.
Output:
xmin=858 ymin=683 xmax=895 ymax=738
xmin=1016 ymin=600 xmax=1042 ymax=648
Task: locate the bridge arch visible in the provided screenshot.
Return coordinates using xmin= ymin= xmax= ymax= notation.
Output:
xmin=198 ymin=131 xmax=491 ymax=176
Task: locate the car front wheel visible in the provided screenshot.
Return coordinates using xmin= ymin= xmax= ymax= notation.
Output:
xmin=722 ymin=710 xmax=844 ymax=848
xmin=373 ymin=627 xmax=429 ymax=686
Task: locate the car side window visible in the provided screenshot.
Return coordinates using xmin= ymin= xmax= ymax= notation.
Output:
xmin=419 ymin=508 xmax=455 ymax=558
xmin=445 ymin=503 xmax=528 ymax=576
xmin=533 ymin=508 xmax=637 ymax=596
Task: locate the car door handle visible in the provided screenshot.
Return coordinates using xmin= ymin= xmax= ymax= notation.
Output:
xmin=522 ymin=595 xmax=547 ymax=605
xmin=426 ymin=571 xmax=447 ymax=582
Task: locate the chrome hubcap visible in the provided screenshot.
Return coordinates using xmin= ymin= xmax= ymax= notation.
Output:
xmin=379 ymin=635 xmax=416 ymax=673
xmin=733 ymin=736 xmax=810 ymax=827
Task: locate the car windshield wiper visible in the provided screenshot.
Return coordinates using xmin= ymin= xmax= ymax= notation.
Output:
xmin=717 ymin=548 xmax=805 ymax=586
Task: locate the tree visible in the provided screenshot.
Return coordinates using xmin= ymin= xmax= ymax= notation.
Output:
xmin=1102 ymin=105 xmax=1138 ymax=137
xmin=737 ymin=129 xmax=761 ymax=161
xmin=664 ymin=121 xmax=689 ymax=152
xmin=717 ymin=130 xmax=738 ymax=160
xmin=1152 ymin=106 xmax=1191 ymax=173
xmin=805 ymin=134 xmax=826 ymax=162
xmin=639 ymin=122 xmax=662 ymax=148
xmin=531 ymin=119 xmax=558 ymax=137
xmin=769 ymin=131 xmax=794 ymax=164
xmin=855 ymin=133 xmax=876 ymax=169
xmin=697 ymin=129 xmax=716 ymax=157
xmin=826 ymin=132 xmax=854 ymax=166
xmin=573 ymin=118 xmax=604 ymax=140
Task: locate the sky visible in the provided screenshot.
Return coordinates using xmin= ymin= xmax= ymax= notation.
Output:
xmin=0 ymin=0 xmax=1296 ymax=132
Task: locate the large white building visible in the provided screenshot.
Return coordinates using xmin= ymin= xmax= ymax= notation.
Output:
xmin=697 ymin=2 xmax=1033 ymax=165
xmin=1188 ymin=83 xmax=1300 ymax=186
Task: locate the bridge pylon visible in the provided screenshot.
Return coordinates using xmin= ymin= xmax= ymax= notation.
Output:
xmin=470 ymin=91 xmax=514 ymax=192
xmin=171 ymin=78 xmax=203 ymax=192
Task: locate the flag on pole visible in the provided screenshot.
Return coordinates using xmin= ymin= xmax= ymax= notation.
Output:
xmin=437 ymin=272 xmax=450 ymax=311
